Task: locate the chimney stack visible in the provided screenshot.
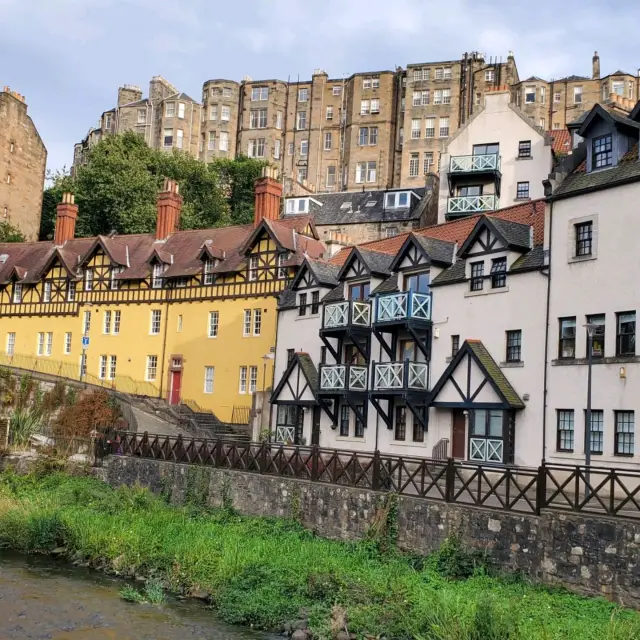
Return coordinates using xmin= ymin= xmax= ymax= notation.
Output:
xmin=254 ymin=166 xmax=283 ymax=226
xmin=592 ymin=51 xmax=600 ymax=80
xmin=156 ymin=178 xmax=182 ymax=240
xmin=55 ymin=193 xmax=78 ymax=246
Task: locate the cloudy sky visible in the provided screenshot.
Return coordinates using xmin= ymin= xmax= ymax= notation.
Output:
xmin=2 ymin=0 xmax=639 ymax=173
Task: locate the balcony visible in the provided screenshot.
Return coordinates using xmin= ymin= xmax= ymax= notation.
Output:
xmin=374 ymin=291 xmax=431 ymax=325
xmin=446 ymin=195 xmax=498 ymax=219
xmin=319 ymin=364 xmax=368 ymax=394
xmin=322 ymin=300 xmax=372 ymax=333
xmin=449 ymin=153 xmax=500 ymax=175
xmin=372 ymin=360 xmax=429 ymax=394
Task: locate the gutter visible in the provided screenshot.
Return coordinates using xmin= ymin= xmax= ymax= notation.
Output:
xmin=541 ymin=201 xmax=553 ymax=464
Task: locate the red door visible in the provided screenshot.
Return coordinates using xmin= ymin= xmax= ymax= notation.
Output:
xmin=452 ymin=409 xmax=466 ymax=459
xmin=169 ymin=370 xmax=182 ymax=405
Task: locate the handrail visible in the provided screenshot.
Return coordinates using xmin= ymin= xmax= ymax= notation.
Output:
xmin=97 ymin=431 xmax=640 ymax=520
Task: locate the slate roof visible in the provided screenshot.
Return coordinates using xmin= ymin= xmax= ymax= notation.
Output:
xmin=286 ymin=188 xmax=427 ymax=225
xmin=278 ymin=288 xmax=297 ymax=310
xmin=322 ymin=284 xmax=345 ymax=303
xmin=430 ymin=260 xmax=466 ymax=286
xmin=488 ymin=218 xmax=532 ymax=251
xmin=357 ymin=248 xmax=394 ymax=276
xmin=297 ymin=354 xmax=319 ymax=394
xmin=307 ymin=260 xmax=340 ymax=287
xmin=371 ymin=274 xmax=399 ymax=296
xmin=0 ymin=214 xmax=323 ymax=285
xmin=555 ymin=74 xmax=590 ymax=82
xmin=413 ymin=235 xmax=456 ymax=265
xmin=510 ymin=246 xmax=546 ymax=272
xmin=466 ymin=340 xmax=525 ymax=409
xmin=553 ymin=142 xmax=640 ymax=198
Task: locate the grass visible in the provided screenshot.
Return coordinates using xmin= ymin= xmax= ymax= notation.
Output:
xmin=0 ymin=470 xmax=639 ymax=639
xmin=120 ymin=577 xmax=166 ymax=604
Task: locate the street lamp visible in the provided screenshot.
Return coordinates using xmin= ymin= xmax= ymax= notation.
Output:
xmin=583 ymin=322 xmax=597 ymax=498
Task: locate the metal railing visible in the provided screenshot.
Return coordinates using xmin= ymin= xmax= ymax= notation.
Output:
xmin=98 ymin=431 xmax=640 ymax=520
xmin=449 ymin=154 xmax=500 ymax=174
xmin=322 ymin=300 xmax=371 ymax=330
xmin=375 ymin=291 xmax=432 ymax=323
xmin=319 ymin=364 xmax=368 ymax=392
xmin=446 ymin=195 xmax=498 ymax=217
xmin=432 ymin=438 xmax=449 ymax=460
xmin=0 ymin=351 xmax=160 ymax=397
xmin=372 ymin=360 xmax=428 ymax=391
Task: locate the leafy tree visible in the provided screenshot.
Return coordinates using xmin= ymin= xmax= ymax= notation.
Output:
xmin=0 ymin=221 xmax=26 ymax=243
xmin=40 ymin=132 xmax=268 ymax=239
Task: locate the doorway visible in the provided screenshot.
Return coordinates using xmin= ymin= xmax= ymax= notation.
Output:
xmin=311 ymin=406 xmax=321 ymax=446
xmin=169 ymin=370 xmax=182 ymax=405
xmin=451 ymin=409 xmax=466 ymax=459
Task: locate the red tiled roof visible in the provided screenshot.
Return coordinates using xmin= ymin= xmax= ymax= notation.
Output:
xmin=547 ymin=129 xmax=571 ymax=156
xmin=329 ymin=199 xmax=546 ymax=266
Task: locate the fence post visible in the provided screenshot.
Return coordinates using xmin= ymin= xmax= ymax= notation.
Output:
xmin=259 ymin=441 xmax=267 ymax=473
xmin=215 ymin=438 xmax=223 ymax=468
xmin=536 ymin=463 xmax=547 ymax=515
xmin=445 ymin=457 xmax=455 ymax=502
xmin=310 ymin=445 xmax=319 ymax=482
xmin=372 ymin=450 xmax=381 ymax=490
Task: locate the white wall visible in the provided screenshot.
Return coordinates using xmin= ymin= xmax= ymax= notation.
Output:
xmin=438 ymin=91 xmax=552 ymax=222
xmin=546 ymin=182 xmax=640 ymax=468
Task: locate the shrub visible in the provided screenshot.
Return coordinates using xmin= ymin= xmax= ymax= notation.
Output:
xmin=53 ymin=390 xmax=121 ymax=437
xmin=428 ymin=533 xmax=482 ymax=580
xmin=9 ymin=407 xmax=43 ymax=446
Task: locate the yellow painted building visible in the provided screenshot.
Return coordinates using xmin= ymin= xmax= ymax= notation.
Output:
xmin=0 ymin=177 xmax=324 ymax=422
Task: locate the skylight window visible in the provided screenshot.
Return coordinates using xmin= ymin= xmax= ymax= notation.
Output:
xmin=365 ymin=201 xmax=377 ymax=207
xmin=340 ymin=202 xmax=352 ymax=210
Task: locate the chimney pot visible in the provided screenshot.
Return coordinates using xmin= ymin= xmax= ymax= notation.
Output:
xmin=55 ymin=192 xmax=79 ymax=246
xmin=156 ymin=178 xmax=183 ymax=240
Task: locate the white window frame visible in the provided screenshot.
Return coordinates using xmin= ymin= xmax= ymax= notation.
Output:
xmin=248 ymin=256 xmax=258 ymax=281
xmin=485 ymin=69 xmax=495 ymax=82
xmin=99 ymin=355 xmax=108 ymax=380
xmin=371 ymin=98 xmax=380 ymax=113
xmin=425 ymin=118 xmax=435 ymax=138
xmin=434 ymin=89 xmax=443 ymax=105
xmin=110 ymin=266 xmax=123 ymax=290
xmin=85 ymin=268 xmax=93 ymax=291
xmin=276 ymin=110 xmax=283 ymax=129
xmin=177 ymin=102 xmax=185 ymax=119
xmin=146 ymin=355 xmax=158 ymax=382
xmin=176 ymin=129 xmax=184 ymax=149
xmin=138 ymin=109 xmax=147 ymax=124
xmin=274 ymin=139 xmax=281 ymax=159
xmin=109 ymin=355 xmax=117 ymax=380
xmin=208 ymin=131 xmax=216 ymax=151
xmin=163 ymin=128 xmax=173 ymax=147
xmin=219 ymin=131 xmax=229 ymax=151
xmin=324 ymin=132 xmax=332 ymax=150
xmin=37 ymin=332 xmax=45 ymax=356
xmin=204 ymin=259 xmax=215 ymax=285
xmin=439 ymin=117 xmax=450 ymax=138
xmin=239 ymin=366 xmax=248 ymax=393
xmin=300 ymin=140 xmax=308 ymax=156
xmin=208 ymin=310 xmax=219 ymax=338
xmin=442 ymin=88 xmax=451 ymax=105
xmin=360 ymin=100 xmax=370 ymax=115
xmin=277 ymin=253 xmax=288 ymax=279
xmin=103 ymin=310 xmax=112 ymax=335
xmin=362 ymin=78 xmax=372 ymax=90
xmin=251 ymin=87 xmax=268 ymax=101
xmin=243 ymin=309 xmax=251 ymax=337
xmin=253 ymin=308 xmax=262 ymax=336
xmin=150 ymin=310 xmax=162 ymax=335
xmin=204 ymin=366 xmax=215 ymax=394
xmin=64 ymin=332 xmax=72 ymax=355
xmin=221 ymin=106 xmax=231 ymax=121
xmin=326 ymin=165 xmax=336 ymax=188
xmin=83 ymin=310 xmax=91 ymax=334
xmin=411 ymin=119 xmax=421 ymax=139
xmin=573 ymin=86 xmax=583 ymax=104
xmin=250 ymin=108 xmax=268 ymax=129
xmin=210 ymin=106 xmax=217 ymax=120
xmin=6 ymin=332 xmax=15 ymax=356
xmin=298 ymin=88 xmax=308 ymax=102
xmin=249 ymin=366 xmax=258 ymax=393
xmin=296 ymin=110 xmax=307 ymax=130
xmin=67 ymin=281 xmax=76 ymax=302
xmin=45 ymin=332 xmax=53 ymax=356
xmin=113 ymin=310 xmax=121 ymax=335
xmin=409 ymin=153 xmax=419 ymax=177
xmin=165 ymin=102 xmax=175 ymax=117
xmin=326 ymin=106 xmax=333 ymax=120
xmin=332 ymin=86 xmax=342 ymax=96
xmin=152 ymin=263 xmax=164 ymax=289
xmin=43 ymin=281 xmax=52 ymax=303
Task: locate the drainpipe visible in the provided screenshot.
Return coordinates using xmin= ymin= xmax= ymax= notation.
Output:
xmin=159 ymin=292 xmax=171 ymax=401
xmin=541 ymin=200 xmax=553 ymax=463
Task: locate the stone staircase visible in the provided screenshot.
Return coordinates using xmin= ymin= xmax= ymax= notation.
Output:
xmin=175 ymin=405 xmax=251 ymax=442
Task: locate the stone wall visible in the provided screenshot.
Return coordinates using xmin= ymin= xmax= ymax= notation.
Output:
xmin=104 ymin=455 xmax=640 ymax=608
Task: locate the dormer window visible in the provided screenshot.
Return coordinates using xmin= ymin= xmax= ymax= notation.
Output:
xmin=152 ymin=263 xmax=164 ymax=289
xmin=285 ymin=198 xmax=309 ymax=214
xmin=204 ymin=259 xmax=215 ymax=285
xmin=491 ymin=257 xmax=507 ymax=288
xmin=277 ymin=253 xmax=289 ymax=279
xmin=12 ymin=283 xmax=22 ymax=304
xmin=67 ymin=281 xmax=76 ymax=302
xmin=385 ymin=192 xmax=410 ymax=209
xmin=592 ymin=134 xmax=613 ymax=169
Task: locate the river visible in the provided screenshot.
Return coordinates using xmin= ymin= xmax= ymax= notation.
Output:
xmin=0 ymin=552 xmax=269 ymax=640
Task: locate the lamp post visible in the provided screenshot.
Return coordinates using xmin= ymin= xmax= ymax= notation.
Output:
xmin=583 ymin=322 xmax=597 ymax=499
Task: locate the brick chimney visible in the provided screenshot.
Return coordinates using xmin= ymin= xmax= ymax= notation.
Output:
xmin=254 ymin=166 xmax=283 ymax=226
xmin=592 ymin=51 xmax=600 ymax=80
xmin=156 ymin=178 xmax=182 ymax=240
xmin=55 ymin=193 xmax=78 ymax=246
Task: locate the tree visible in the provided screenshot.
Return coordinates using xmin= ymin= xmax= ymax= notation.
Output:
xmin=40 ymin=132 xmax=269 ymax=239
xmin=0 ymin=221 xmax=26 ymax=243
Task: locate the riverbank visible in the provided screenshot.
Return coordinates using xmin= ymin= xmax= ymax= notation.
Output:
xmin=0 ymin=469 xmax=639 ymax=639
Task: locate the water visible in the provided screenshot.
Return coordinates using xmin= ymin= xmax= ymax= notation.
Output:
xmin=0 ymin=552 xmax=268 ymax=640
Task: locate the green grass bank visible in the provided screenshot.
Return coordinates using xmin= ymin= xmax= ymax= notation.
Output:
xmin=0 ymin=469 xmax=639 ymax=639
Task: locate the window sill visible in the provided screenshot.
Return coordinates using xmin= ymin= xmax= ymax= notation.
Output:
xmin=464 ymin=285 xmax=509 ymax=298
xmin=499 ymin=361 xmax=524 ymax=368
xmin=296 ymin=314 xmax=320 ymax=321
xmin=516 ymin=156 xmax=532 ymax=161
xmin=514 ymin=197 xmax=531 ymax=202
xmin=552 ymin=355 xmax=640 ymax=366
xmin=389 ymin=440 xmax=427 ymax=448
xmin=335 ymin=436 xmax=367 ymax=443
xmin=568 ymin=254 xmax=596 ymax=264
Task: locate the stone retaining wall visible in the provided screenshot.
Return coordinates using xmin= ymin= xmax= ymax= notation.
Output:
xmin=104 ymin=455 xmax=640 ymax=608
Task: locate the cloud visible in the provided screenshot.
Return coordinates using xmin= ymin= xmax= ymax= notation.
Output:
xmin=3 ymin=0 xmax=640 ymax=171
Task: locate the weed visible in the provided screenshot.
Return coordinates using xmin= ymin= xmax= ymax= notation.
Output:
xmin=120 ymin=585 xmax=145 ymax=603
xmin=144 ymin=577 xmax=166 ymax=604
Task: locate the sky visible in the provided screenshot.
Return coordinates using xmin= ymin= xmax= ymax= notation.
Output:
xmin=2 ymin=0 xmax=640 ymax=174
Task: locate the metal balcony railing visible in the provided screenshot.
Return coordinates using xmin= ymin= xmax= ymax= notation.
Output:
xmin=447 ymin=195 xmax=498 ymax=217
xmin=322 ymin=300 xmax=371 ymax=330
xmin=372 ymin=360 xmax=428 ymax=392
xmin=449 ymin=153 xmax=500 ymax=174
xmin=374 ymin=291 xmax=432 ymax=323
xmin=319 ymin=364 xmax=368 ymax=392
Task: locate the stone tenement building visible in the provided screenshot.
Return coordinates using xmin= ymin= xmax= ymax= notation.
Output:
xmin=72 ymin=76 xmax=202 ymax=174
xmin=73 ymin=51 xmax=637 ymax=192
xmin=0 ymin=87 xmax=47 ymax=240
